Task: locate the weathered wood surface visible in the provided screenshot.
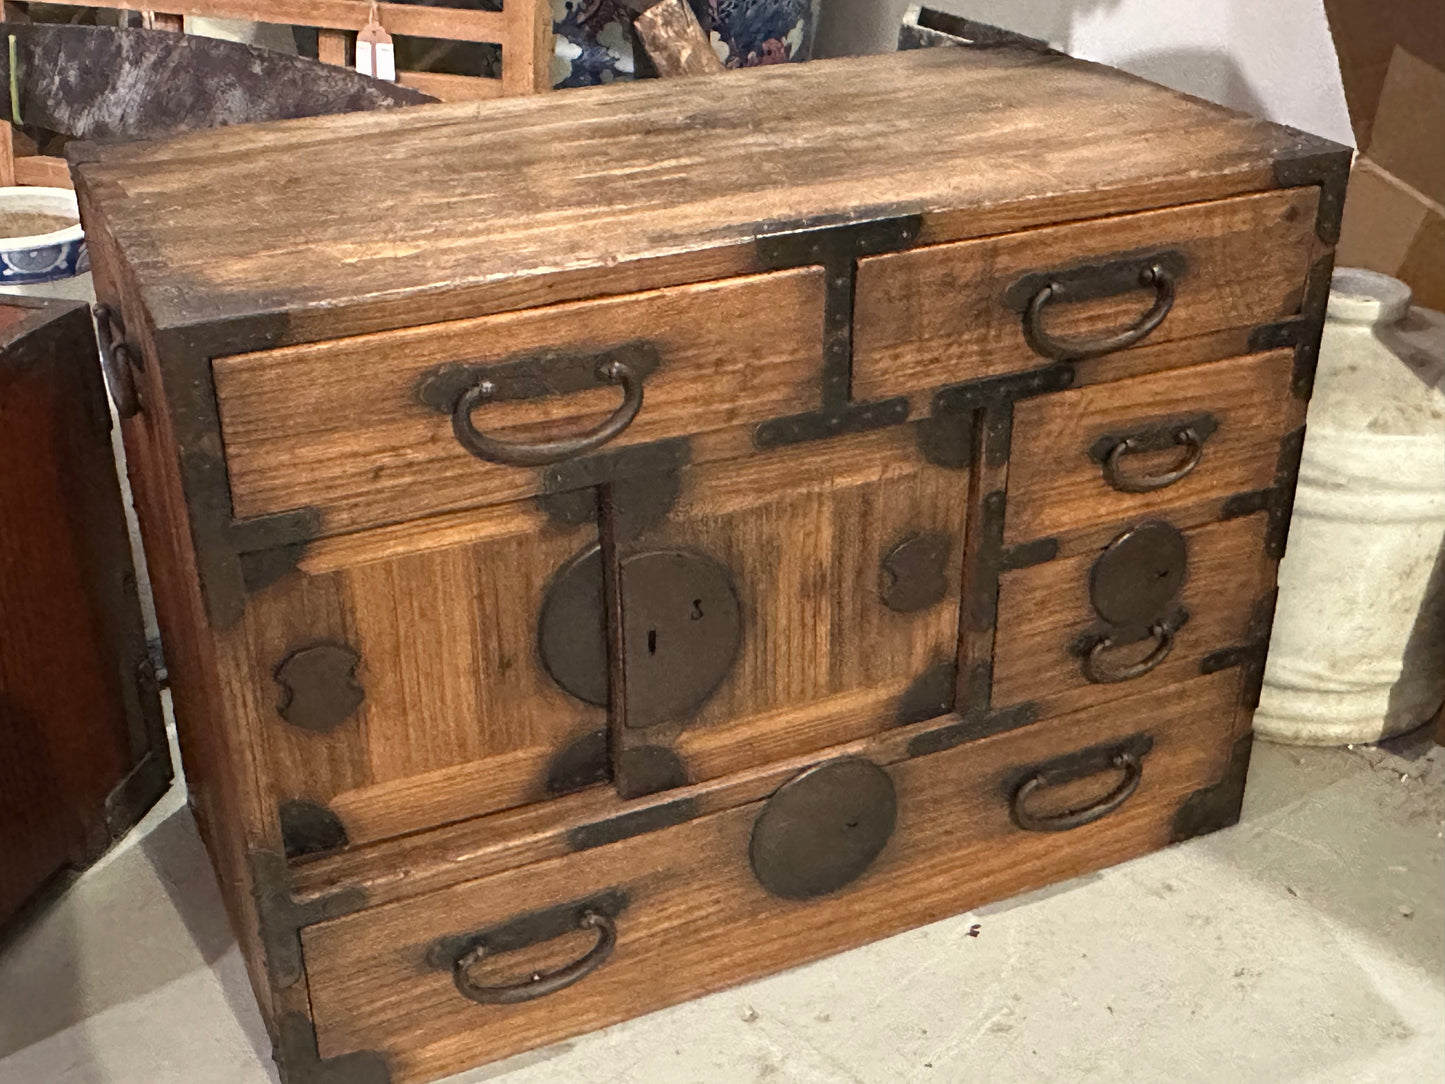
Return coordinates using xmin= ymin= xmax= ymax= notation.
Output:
xmin=300 ymin=672 xmax=1241 ymax=1079
xmin=71 ymin=47 xmax=1339 ymax=343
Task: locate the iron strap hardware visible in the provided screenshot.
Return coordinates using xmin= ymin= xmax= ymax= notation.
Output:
xmin=452 ymin=910 xmax=617 ymax=1005
xmin=451 ymin=359 xmax=643 ymax=466
xmin=92 ymin=302 xmax=141 ymax=418
xmin=1082 ymin=620 xmax=1176 ymax=684
xmin=1006 ymin=250 xmax=1186 ymax=361
xmin=1101 ymin=424 xmax=1205 ymax=493
xmin=1009 ymin=734 xmax=1153 ymax=832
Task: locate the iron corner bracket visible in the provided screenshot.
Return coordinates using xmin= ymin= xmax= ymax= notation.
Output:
xmin=278 ymin=799 xmax=350 ymax=861
xmin=185 ymin=448 xmax=320 ymax=630
xmin=1271 ymin=142 xmax=1352 ymax=246
xmin=249 ymin=850 xmax=366 ymax=990
xmin=149 ymin=321 xmax=320 ymax=630
xmin=1170 ymin=732 xmax=1253 ymax=843
xmin=274 ymin=1013 xmax=391 ymax=1084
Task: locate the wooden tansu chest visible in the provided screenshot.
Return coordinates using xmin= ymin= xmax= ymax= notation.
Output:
xmin=72 ymin=45 xmax=1347 ymax=1084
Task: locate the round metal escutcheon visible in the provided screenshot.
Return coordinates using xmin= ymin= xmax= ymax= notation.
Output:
xmin=1088 ymin=520 xmax=1187 ymax=628
xmin=749 ymin=758 xmax=897 ymax=900
xmin=620 ymin=548 xmax=741 ymax=729
xmin=537 ymin=545 xmax=609 ymax=707
xmin=537 ymin=545 xmax=742 ymax=727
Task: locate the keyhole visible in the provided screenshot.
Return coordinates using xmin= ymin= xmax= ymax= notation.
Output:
xmin=647 ymin=629 xmax=658 ymax=655
xmin=690 ymin=598 xmax=704 ymax=620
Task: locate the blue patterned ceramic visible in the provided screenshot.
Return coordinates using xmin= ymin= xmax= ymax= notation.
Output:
xmin=551 ymin=0 xmax=817 ymax=88
xmin=0 ymin=187 xmax=88 ymax=287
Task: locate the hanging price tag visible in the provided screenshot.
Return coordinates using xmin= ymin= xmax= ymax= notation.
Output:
xmin=356 ymin=3 xmax=396 ymax=81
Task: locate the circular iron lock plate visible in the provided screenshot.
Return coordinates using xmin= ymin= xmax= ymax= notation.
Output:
xmin=537 ymin=545 xmax=742 ymax=726
xmin=749 ymin=758 xmax=897 ymax=899
xmin=621 ymin=549 xmax=741 ymax=729
xmin=537 ymin=545 xmax=609 ymax=707
xmin=1088 ymin=521 xmax=1187 ymax=628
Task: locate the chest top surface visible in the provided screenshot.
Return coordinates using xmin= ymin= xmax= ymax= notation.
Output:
xmin=72 ymin=46 xmax=1335 ymax=335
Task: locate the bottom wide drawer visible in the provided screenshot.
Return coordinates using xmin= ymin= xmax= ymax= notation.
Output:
xmin=301 ymin=671 xmax=1246 ymax=1082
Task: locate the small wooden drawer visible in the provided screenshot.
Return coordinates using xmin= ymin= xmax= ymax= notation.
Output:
xmin=851 ymin=187 xmax=1319 ymax=401
xmin=1005 ymin=350 xmax=1299 ymax=547
xmin=212 ymin=270 xmax=826 ymax=537
xmin=299 ymin=671 xmax=1242 ymax=1082
xmin=992 ymin=513 xmax=1273 ymax=719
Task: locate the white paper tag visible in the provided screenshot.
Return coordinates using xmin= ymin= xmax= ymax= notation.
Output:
xmin=373 ymin=40 xmax=396 ymax=81
xmin=357 ymin=19 xmax=395 ymax=81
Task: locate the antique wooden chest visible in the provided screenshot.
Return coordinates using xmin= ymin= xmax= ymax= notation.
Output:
xmin=71 ymin=44 xmax=1347 ymax=1084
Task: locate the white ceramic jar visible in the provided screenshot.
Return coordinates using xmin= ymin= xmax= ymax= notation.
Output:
xmin=1255 ymin=268 xmax=1445 ymax=745
xmin=0 ymin=186 xmax=92 ymax=301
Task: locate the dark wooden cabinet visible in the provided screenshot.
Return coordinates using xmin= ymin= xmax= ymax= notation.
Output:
xmin=0 ymin=296 xmax=170 ymax=937
xmin=71 ymin=44 xmax=1347 ymax=1084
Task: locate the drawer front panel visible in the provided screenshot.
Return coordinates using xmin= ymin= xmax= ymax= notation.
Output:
xmin=301 ymin=671 xmax=1242 ymax=1079
xmin=992 ymin=513 xmax=1272 ymax=718
xmin=229 ymin=502 xmax=607 ymax=851
xmin=1006 ymin=349 xmax=1298 ymax=546
xmin=852 ymin=187 xmax=1319 ymax=400
xmin=213 ymin=270 xmax=826 ymax=536
xmin=604 ymin=427 xmax=970 ymax=795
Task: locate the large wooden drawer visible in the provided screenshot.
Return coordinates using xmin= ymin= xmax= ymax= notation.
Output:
xmin=299 ymin=671 xmax=1243 ymax=1082
xmin=851 ymin=188 xmax=1320 ymax=400
xmin=1005 ymin=349 xmax=1300 ymax=547
xmin=992 ymin=512 xmax=1274 ymax=719
xmin=212 ymin=270 xmax=826 ymax=536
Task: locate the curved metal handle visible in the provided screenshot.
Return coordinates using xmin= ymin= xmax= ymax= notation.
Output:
xmin=1012 ymin=751 xmax=1144 ymax=832
xmin=1022 ymin=263 xmax=1175 ymax=360
xmin=1083 ymin=621 xmax=1174 ymax=684
xmin=452 ymin=910 xmax=616 ymax=1005
xmin=1101 ymin=425 xmax=1204 ymax=493
xmin=451 ymin=360 xmax=642 ymax=466
xmin=92 ymin=303 xmax=140 ymax=419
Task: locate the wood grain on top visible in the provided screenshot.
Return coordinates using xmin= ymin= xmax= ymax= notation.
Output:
xmin=71 ymin=47 xmax=1334 ymax=337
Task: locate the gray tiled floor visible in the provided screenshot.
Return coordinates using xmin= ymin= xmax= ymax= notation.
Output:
xmin=1 ymin=715 xmax=1441 ymax=1084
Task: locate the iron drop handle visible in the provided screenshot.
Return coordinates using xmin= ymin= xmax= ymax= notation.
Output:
xmin=451 ymin=360 xmax=643 ymax=466
xmin=1082 ymin=621 xmax=1175 ymax=684
xmin=1022 ymin=262 xmax=1175 ymax=360
xmin=1012 ymin=750 xmax=1144 ymax=832
xmin=453 ymin=909 xmax=616 ymax=1005
xmin=92 ymin=303 xmax=140 ymax=419
xmin=1102 ymin=425 xmax=1204 ymax=493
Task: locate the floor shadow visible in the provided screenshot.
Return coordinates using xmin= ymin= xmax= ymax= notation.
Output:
xmin=137 ymin=804 xmax=235 ymax=965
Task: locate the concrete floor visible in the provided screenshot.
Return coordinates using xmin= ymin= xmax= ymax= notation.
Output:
xmin=1 ymin=710 xmax=1441 ymax=1084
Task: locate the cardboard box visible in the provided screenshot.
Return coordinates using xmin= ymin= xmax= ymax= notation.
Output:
xmin=1324 ymin=0 xmax=1445 ymax=310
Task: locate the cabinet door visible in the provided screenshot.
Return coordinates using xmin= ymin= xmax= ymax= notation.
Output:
xmin=598 ymin=428 xmax=970 ymax=798
xmin=237 ymin=502 xmax=606 ymax=853
xmin=0 ymin=298 xmax=170 ymax=933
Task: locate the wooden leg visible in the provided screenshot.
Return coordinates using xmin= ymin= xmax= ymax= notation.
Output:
xmin=317 ymin=28 xmax=348 ymax=66
xmin=500 ymin=0 xmax=554 ymax=95
xmin=144 ymin=11 xmax=184 ymax=31
xmin=0 ymin=123 xmax=15 ymax=188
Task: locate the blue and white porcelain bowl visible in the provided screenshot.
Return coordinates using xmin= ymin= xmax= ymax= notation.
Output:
xmin=0 ymin=186 xmax=92 ymax=300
